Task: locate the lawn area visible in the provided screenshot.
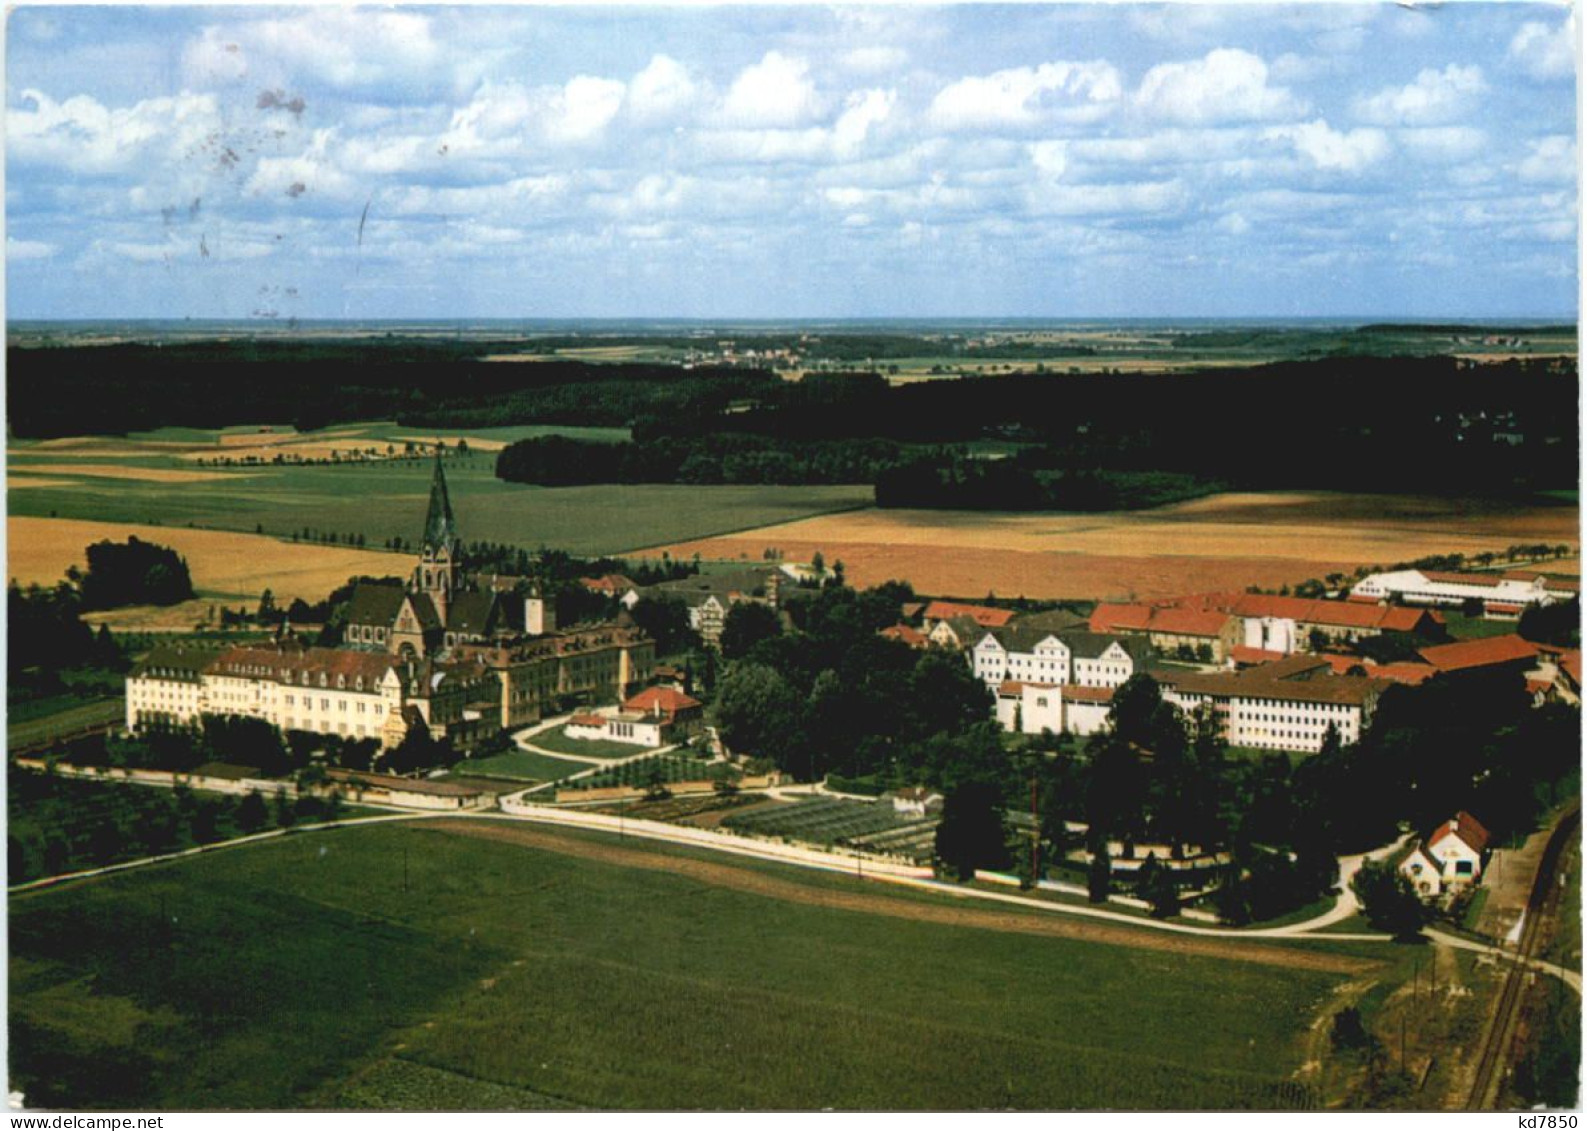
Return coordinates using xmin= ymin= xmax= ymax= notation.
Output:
xmin=459 ymin=748 xmax=597 ymax=782
xmin=525 ymin=724 xmax=645 ymax=760
xmin=1440 ymin=612 xmax=1525 ymax=641
xmin=7 ymin=438 xmax=871 ymax=558
xmin=9 ymin=821 xmax=1339 ymax=1110
xmin=7 ymin=699 xmax=125 ymax=752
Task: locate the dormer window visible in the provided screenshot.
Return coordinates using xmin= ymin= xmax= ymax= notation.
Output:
xmin=337 ymin=674 xmax=346 ymax=689
xmin=301 ymin=672 xmax=310 ymax=686
xmin=319 ymin=673 xmax=328 ymax=688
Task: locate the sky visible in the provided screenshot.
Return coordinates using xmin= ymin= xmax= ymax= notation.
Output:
xmin=4 ymin=3 xmax=1579 ymax=321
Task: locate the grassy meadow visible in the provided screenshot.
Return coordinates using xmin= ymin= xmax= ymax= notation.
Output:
xmin=9 ymin=448 xmax=870 ymax=560
xmin=10 ymin=820 xmax=1349 ymax=1111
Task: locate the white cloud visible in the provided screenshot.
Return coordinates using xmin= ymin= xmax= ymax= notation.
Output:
xmin=1519 ymin=135 xmax=1578 ymax=184
xmin=719 ymin=52 xmax=822 ymax=128
xmin=627 ymin=55 xmax=699 ymax=123
xmin=832 ymin=89 xmax=894 ymax=155
xmin=545 ymin=76 xmax=627 ymax=144
xmin=6 ymin=237 xmax=56 ymax=260
xmin=208 ymin=9 xmax=440 ymax=91
xmin=1267 ymin=120 xmax=1389 ymax=173
xmin=841 ymin=46 xmax=908 ymax=74
xmin=440 ymin=74 xmax=625 ymax=155
xmin=1025 ymin=179 xmax=1187 ymax=218
xmin=1396 ymin=127 xmax=1486 ymax=162
xmin=1216 ymin=212 xmax=1251 ymax=236
xmin=1354 ymin=64 xmax=1486 ymax=126
xmin=181 ymin=27 xmax=249 ymax=85
xmin=1134 ymin=49 xmax=1303 ymax=125
xmin=243 ymin=128 xmax=357 ymax=200
xmin=8 ymin=88 xmax=221 ymax=175
xmin=929 ymin=61 xmax=1121 ymax=130
xmin=1508 ymin=20 xmax=1575 ymax=82
xmin=1027 ymin=140 xmax=1068 ymax=178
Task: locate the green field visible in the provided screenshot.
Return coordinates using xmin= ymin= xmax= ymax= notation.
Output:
xmin=10 ymin=820 xmax=1343 ymax=1110
xmin=459 ymin=748 xmax=598 ymax=782
xmin=524 ymin=724 xmax=649 ymax=760
xmin=8 ymin=440 xmax=871 ymax=557
xmin=1440 ymin=612 xmax=1528 ymax=641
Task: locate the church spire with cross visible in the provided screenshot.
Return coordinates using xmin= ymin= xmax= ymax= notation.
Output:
xmin=414 ymin=447 xmax=460 ymax=621
xmin=422 ymin=448 xmax=459 ymax=554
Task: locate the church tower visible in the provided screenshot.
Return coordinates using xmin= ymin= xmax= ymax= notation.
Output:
xmin=414 ymin=451 xmax=460 ymax=624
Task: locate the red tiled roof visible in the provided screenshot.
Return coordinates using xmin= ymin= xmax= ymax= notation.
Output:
xmin=1427 ymin=810 xmax=1490 ymax=854
xmin=623 ymin=686 xmax=702 ymax=714
xmin=881 ymin=624 xmax=929 ymax=648
xmin=1561 ymin=650 xmax=1582 ymax=688
xmin=1061 ymin=684 xmax=1116 ymax=704
xmin=1167 ymin=592 xmax=1433 ymax=632
xmin=580 ymin=573 xmax=635 ymax=593
xmin=213 ymin=644 xmax=398 ymax=687
xmin=922 ymin=600 xmax=1017 ymax=628
xmin=1365 ymin=662 xmax=1437 ymax=686
xmin=1423 ymin=569 xmax=1502 ymax=587
xmin=1229 ymin=645 xmax=1289 ymax=666
xmin=1417 ymin=634 xmax=1539 ymax=673
xmin=1090 ymin=603 xmax=1230 ymax=637
xmin=1232 ymin=594 xmax=1435 ymax=632
xmin=569 ymin=712 xmax=608 ymax=728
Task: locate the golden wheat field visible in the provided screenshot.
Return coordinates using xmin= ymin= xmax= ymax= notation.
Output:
xmin=637 ymin=492 xmax=1580 ymax=601
xmin=9 ymin=464 xmax=252 ymax=484
xmin=7 ymin=517 xmax=405 ymax=604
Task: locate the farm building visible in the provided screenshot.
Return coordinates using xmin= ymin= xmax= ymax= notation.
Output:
xmin=1157 ymin=592 xmax=1443 ymax=654
xmin=1350 ymin=568 xmax=1577 ymax=617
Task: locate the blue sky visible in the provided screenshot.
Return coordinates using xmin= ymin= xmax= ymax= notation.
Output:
xmin=5 ymin=3 xmax=1578 ymax=320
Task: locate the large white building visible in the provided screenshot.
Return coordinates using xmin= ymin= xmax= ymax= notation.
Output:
xmin=126 ymin=640 xmax=499 ymax=751
xmin=1350 ymin=568 xmax=1577 ymax=618
xmin=970 ymin=628 xmax=1149 ymax=693
xmin=994 ymin=681 xmax=1116 ymax=737
xmin=1152 ymin=654 xmax=1387 ymax=754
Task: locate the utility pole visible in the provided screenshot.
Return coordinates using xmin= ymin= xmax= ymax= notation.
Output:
xmin=1030 ymin=773 xmax=1040 ymax=883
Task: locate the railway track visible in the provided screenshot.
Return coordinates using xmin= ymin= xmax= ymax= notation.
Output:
xmin=1465 ymin=806 xmax=1580 ymax=1110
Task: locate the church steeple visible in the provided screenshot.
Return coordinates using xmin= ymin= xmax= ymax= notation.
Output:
xmin=414 ymin=449 xmax=460 ymax=625
xmin=422 ymin=451 xmax=459 ymax=555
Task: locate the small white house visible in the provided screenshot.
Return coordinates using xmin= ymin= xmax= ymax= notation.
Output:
xmin=887 ymin=787 xmax=945 ymax=817
xmin=1399 ymin=844 xmax=1447 ymax=897
xmin=1400 ymin=810 xmax=1490 ymax=898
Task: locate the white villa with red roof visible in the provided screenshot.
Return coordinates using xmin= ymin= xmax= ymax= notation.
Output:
xmin=565 ymin=686 xmax=705 ymax=748
xmin=1399 ymin=811 xmax=1491 ymax=898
